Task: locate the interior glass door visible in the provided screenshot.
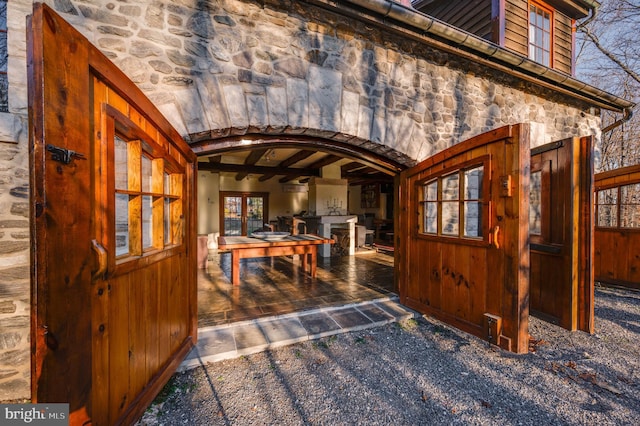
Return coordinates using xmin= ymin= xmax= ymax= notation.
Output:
xmin=221 ymin=192 xmax=268 ymax=236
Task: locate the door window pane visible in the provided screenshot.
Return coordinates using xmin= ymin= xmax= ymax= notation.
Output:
xmin=246 ymin=196 xmax=265 ymax=234
xmin=442 ymin=174 xmax=459 ymax=201
xmin=142 ymin=195 xmax=153 ymax=248
xmin=115 ymin=135 xmax=128 ymax=190
xmin=464 ymin=202 xmax=482 ymax=237
xmin=224 ymin=196 xmax=242 ymax=236
xmin=463 ymin=166 xmax=483 ymax=238
xmin=164 ymin=172 xmax=171 ymax=195
xmin=164 ymin=197 xmax=171 ymax=244
xmin=115 ymin=193 xmax=129 ymax=256
xmin=530 ymin=170 xmax=542 ymax=234
xmin=442 ymin=202 xmax=459 ymax=235
xmin=141 ymin=155 xmax=152 ymax=193
xmin=441 ymin=174 xmax=459 ymax=236
xmin=422 ymin=181 xmax=438 ymax=234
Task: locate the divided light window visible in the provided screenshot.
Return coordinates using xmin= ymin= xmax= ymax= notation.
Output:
xmin=596 ymin=183 xmax=640 ymax=229
xmin=529 ymin=1 xmax=553 ymax=67
xmin=418 ymin=161 xmax=487 ymax=241
xmin=1 ymin=0 xmax=8 ymax=112
xmin=111 ymin=113 xmax=184 ymax=261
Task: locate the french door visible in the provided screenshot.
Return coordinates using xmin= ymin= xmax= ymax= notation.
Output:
xmin=221 ymin=192 xmax=269 ymax=236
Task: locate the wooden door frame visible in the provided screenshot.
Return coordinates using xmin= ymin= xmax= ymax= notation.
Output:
xmin=219 ymin=191 xmax=269 ymax=236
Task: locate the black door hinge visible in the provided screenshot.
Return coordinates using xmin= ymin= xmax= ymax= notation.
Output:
xmin=46 ymin=144 xmax=86 ymax=164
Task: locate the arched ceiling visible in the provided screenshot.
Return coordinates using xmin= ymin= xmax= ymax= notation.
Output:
xmin=191 ymin=135 xmax=415 ymax=185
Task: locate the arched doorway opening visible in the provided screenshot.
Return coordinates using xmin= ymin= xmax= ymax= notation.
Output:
xmin=189 ymin=134 xmax=412 ymax=327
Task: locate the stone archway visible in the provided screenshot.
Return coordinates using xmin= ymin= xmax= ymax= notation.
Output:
xmin=188 ymin=132 xmax=416 ymax=173
xmin=192 ymin=131 xmax=407 ymax=331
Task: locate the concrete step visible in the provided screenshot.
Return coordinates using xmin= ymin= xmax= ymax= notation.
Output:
xmin=179 ymin=297 xmax=416 ymax=371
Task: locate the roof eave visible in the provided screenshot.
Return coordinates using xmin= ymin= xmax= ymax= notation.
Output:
xmin=306 ymin=0 xmax=633 ymax=112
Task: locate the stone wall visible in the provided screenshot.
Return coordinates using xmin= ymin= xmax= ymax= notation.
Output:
xmin=41 ymin=0 xmax=600 ymax=157
xmin=0 ymin=0 xmax=30 ymax=401
xmin=0 ymin=0 xmax=605 ymax=400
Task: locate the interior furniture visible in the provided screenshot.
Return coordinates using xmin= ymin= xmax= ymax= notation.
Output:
xmin=217 ymin=234 xmax=334 ymax=285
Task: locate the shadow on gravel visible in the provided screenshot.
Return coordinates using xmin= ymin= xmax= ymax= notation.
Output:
xmin=141 ymin=288 xmax=640 ymax=425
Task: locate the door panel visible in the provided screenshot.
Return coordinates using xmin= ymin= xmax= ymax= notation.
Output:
xmin=398 ymin=125 xmax=530 ymax=353
xmin=529 ymin=138 xmax=595 ymax=331
xmin=28 ymin=4 xmax=197 ymax=424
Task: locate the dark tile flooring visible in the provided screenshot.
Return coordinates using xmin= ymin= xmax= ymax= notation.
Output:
xmin=197 ymin=248 xmax=396 ymax=328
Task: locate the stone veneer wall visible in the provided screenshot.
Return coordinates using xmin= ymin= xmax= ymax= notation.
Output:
xmin=0 ymin=0 xmax=603 ymax=400
xmin=0 ymin=0 xmax=30 ymax=401
xmin=34 ymin=0 xmax=601 ymax=158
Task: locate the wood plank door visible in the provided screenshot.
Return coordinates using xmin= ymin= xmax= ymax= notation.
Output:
xmin=529 ymin=137 xmax=594 ymax=332
xmin=28 ymin=4 xmax=197 ymax=424
xmin=398 ymin=125 xmax=530 ymax=353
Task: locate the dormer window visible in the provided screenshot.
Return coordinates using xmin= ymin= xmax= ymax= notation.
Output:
xmin=529 ymin=1 xmax=553 ymax=67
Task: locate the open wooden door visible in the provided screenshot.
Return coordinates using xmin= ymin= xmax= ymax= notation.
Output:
xmin=397 ymin=125 xmax=530 ymax=353
xmin=529 ymin=137 xmax=594 ymax=332
xmin=28 ymin=4 xmax=197 ymax=424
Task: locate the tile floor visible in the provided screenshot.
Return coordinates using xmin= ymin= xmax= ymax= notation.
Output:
xmin=183 ymin=248 xmax=415 ymax=370
xmin=197 ymin=248 xmax=397 ymax=328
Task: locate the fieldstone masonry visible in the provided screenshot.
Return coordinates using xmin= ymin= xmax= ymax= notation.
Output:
xmin=0 ymin=0 xmax=603 ymax=400
xmin=0 ymin=120 xmax=29 ymax=401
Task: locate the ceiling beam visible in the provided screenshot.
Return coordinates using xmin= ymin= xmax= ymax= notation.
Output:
xmin=258 ymin=149 xmax=316 ymax=182
xmin=278 ymin=154 xmax=342 ymax=183
xmin=341 ymin=161 xmax=367 ymax=173
xmin=235 ymin=148 xmax=268 ymax=181
xmin=344 ymin=171 xmax=393 ymax=182
xmin=198 ymin=161 xmax=321 ymax=177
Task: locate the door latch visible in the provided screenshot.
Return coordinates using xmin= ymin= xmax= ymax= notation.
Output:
xmin=46 ymin=144 xmax=86 ymax=164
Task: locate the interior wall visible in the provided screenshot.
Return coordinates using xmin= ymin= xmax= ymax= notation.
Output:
xmin=197 ymin=171 xmax=220 ymax=235
xmin=308 ymin=177 xmax=348 ymax=216
xmin=348 ymin=185 xmax=387 ymax=219
xmin=198 ymin=171 xmax=309 ymax=234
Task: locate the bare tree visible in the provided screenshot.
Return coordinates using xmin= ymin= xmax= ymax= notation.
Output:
xmin=576 ymin=0 xmax=640 ymax=171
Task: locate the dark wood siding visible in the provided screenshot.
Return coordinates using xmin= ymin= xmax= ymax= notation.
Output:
xmin=504 ymin=0 xmax=528 ymax=56
xmin=553 ymin=12 xmax=573 ymax=74
xmin=417 ymin=0 xmax=575 ymax=74
xmin=415 ymin=0 xmax=493 ymax=40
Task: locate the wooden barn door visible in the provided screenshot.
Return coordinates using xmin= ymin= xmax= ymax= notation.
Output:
xmin=529 ymin=138 xmax=594 ymax=332
xmin=397 ymin=125 xmax=530 ymax=353
xmin=28 ymin=4 xmax=197 ymax=424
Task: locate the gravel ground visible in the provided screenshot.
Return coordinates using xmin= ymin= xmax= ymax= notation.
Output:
xmin=140 ymin=286 xmax=640 ymax=425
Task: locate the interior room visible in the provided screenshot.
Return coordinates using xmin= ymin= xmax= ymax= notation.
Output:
xmin=195 ymin=147 xmax=398 ymax=327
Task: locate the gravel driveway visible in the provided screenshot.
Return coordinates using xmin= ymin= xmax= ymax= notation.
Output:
xmin=139 ymin=286 xmax=640 ymax=425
